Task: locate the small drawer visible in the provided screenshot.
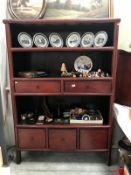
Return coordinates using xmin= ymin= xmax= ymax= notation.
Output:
xmin=15 ymin=80 xmax=61 ymax=93
xmin=48 ymin=129 xmax=76 ymax=150
xmin=18 ymin=129 xmax=46 ymax=149
xmin=64 ymin=80 xmax=112 ymax=93
xmin=80 ymin=128 xmax=108 ymax=150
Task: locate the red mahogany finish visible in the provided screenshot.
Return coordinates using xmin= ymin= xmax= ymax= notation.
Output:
xmin=79 ymin=128 xmax=108 ymax=150
xmin=18 ymin=129 xmax=46 ymax=149
xmin=15 ymin=80 xmax=61 ymax=93
xmin=3 ymin=18 xmax=120 ymax=165
xmin=116 ymin=50 xmax=131 ymax=106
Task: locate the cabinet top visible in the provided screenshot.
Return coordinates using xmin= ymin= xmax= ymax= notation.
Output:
xmin=3 ymin=18 xmax=120 ymax=24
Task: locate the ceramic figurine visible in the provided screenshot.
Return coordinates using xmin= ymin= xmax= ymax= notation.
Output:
xmin=60 ymin=63 xmax=68 ymax=76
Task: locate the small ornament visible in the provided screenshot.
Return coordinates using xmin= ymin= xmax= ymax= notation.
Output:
xmin=79 ymin=73 xmax=82 ymax=77
xmin=106 ymin=73 xmax=109 ymax=77
xmin=60 ymin=63 xmax=68 ymax=76
xmin=73 ymin=74 xmax=77 ymax=77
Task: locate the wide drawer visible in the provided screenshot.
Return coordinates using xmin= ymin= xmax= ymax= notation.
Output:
xmin=15 ymin=80 xmax=61 ymax=93
xmin=48 ymin=129 xmax=76 ymax=150
xmin=18 ymin=129 xmax=46 ymax=149
xmin=79 ymin=128 xmax=108 ymax=150
xmin=64 ymin=80 xmax=112 ymax=93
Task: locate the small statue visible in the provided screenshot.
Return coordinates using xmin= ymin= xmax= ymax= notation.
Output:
xmin=60 ymin=63 xmax=68 ymax=76
xmin=83 ymin=72 xmax=88 ymax=77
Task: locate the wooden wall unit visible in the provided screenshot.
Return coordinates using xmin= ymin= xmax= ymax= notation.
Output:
xmin=116 ymin=50 xmax=131 ymax=106
xmin=3 ymin=18 xmax=120 ymax=165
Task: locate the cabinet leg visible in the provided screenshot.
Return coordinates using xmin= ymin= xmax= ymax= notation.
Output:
xmin=107 ymin=150 xmax=111 ymax=166
xmin=16 ymin=150 xmax=21 ymax=164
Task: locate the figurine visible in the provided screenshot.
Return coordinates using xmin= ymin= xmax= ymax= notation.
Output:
xmin=21 ymin=114 xmax=26 ymax=124
xmin=36 ymin=115 xmax=45 ymax=125
xmin=60 ymin=63 xmax=68 ymax=76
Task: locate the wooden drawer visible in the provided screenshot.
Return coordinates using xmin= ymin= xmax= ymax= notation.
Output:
xmin=18 ymin=129 xmax=46 ymax=149
xmin=80 ymin=128 xmax=108 ymax=150
xmin=15 ymin=80 xmax=61 ymax=93
xmin=64 ymin=80 xmax=112 ymax=93
xmin=48 ymin=129 xmax=76 ymax=150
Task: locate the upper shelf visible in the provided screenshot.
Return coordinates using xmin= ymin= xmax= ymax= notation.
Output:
xmin=3 ymin=18 xmax=120 ymax=24
xmin=11 ymin=47 xmax=114 ymax=52
xmin=4 ymin=18 xmax=120 ymax=49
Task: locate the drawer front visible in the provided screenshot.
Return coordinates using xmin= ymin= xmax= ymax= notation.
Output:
xmin=15 ymin=80 xmax=61 ymax=93
xmin=64 ymin=80 xmax=111 ymax=93
xmin=49 ymin=129 xmax=76 ymax=150
xmin=80 ymin=129 xmax=108 ymax=150
xmin=18 ymin=129 xmax=46 ymax=149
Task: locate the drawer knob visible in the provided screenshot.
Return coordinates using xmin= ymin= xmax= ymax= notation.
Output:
xmin=36 ymin=85 xmax=40 ymax=89
xmin=30 ymin=137 xmax=34 ymax=141
xmin=61 ymin=138 xmax=65 ymax=142
xmin=15 ymin=81 xmax=18 ymax=84
xmin=71 ymin=84 xmax=76 ymax=88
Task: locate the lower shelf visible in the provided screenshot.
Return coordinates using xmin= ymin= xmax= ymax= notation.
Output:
xmin=17 ymin=127 xmax=109 ymax=151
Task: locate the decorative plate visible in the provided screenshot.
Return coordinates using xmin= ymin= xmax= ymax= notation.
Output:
xmin=49 ymin=33 xmax=63 ymax=48
xmin=33 ymin=33 xmax=49 ymax=48
xmin=66 ymin=32 xmax=81 ymax=48
xmin=94 ymin=31 xmax=108 ymax=47
xmin=74 ymin=55 xmax=93 ymax=73
xmin=18 ymin=32 xmax=33 ymax=48
xmin=7 ymin=0 xmax=47 ymax=20
xmin=81 ymin=32 xmax=95 ymax=47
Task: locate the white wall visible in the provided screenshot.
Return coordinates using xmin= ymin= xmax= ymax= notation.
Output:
xmin=0 ymin=0 xmax=15 ymax=146
xmin=114 ymin=0 xmax=131 ymax=52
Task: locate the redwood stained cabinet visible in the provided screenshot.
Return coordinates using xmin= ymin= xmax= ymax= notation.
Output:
xmin=48 ymin=129 xmax=77 ymax=150
xmin=64 ymin=80 xmax=112 ymax=94
xmin=3 ymin=18 xmax=120 ymax=165
xmin=15 ymin=80 xmax=61 ymax=93
xmin=79 ymin=128 xmax=108 ymax=150
xmin=18 ymin=129 xmax=46 ymax=149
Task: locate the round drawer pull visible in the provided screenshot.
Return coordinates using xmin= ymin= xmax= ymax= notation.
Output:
xmin=61 ymin=138 xmax=65 ymax=142
xmin=36 ymin=85 xmax=40 ymax=89
xmin=71 ymin=84 xmax=76 ymax=88
xmin=30 ymin=137 xmax=34 ymax=141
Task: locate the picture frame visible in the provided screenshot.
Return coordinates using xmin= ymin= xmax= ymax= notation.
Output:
xmin=44 ymin=0 xmax=113 ymax=19
xmin=7 ymin=0 xmax=47 ymax=19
